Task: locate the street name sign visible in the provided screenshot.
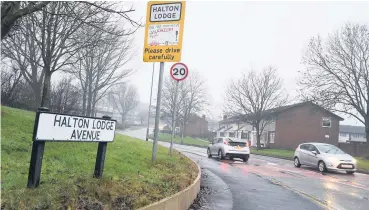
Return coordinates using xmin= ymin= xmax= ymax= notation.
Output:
xmin=170 ymin=62 xmax=188 ymax=81
xmin=27 ymin=108 xmax=116 ymax=189
xmin=36 ymin=113 xmax=116 ymax=142
xmin=143 ymin=1 xmax=186 ymax=62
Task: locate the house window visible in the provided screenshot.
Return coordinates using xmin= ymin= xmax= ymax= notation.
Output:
xmin=339 ymin=133 xmax=346 ymax=137
xmin=351 ymin=134 xmax=362 ymax=138
xmin=220 ymin=132 xmax=224 ymax=137
xmin=322 ymin=117 xmax=331 ymax=128
xmin=229 ymin=132 xmax=235 ymax=137
xmin=241 ymin=132 xmax=248 ymax=139
xmin=269 ymin=132 xmax=275 ymax=143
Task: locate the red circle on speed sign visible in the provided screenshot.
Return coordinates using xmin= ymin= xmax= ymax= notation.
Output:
xmin=170 ymin=62 xmax=188 ymax=81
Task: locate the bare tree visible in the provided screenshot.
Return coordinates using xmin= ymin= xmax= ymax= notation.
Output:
xmin=112 ymin=83 xmax=139 ymax=128
xmin=178 ymin=72 xmax=208 ymax=144
xmin=70 ymin=21 xmax=135 ymax=117
xmin=298 ymin=23 xmax=369 ymax=154
xmin=50 ymin=76 xmax=81 ymax=114
xmin=161 ymin=78 xmax=186 ymax=127
xmin=2 ymin=1 xmax=140 ymax=110
xmin=1 ymin=64 xmax=24 ymax=106
xmin=224 ymin=67 xmax=288 ymax=150
xmin=1 ymin=1 xmax=141 ymax=40
xmin=1 ymin=1 xmax=50 ymax=39
xmin=2 ymin=15 xmax=44 ymax=109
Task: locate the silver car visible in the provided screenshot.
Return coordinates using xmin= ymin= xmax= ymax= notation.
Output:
xmin=294 ymin=143 xmax=357 ymax=174
xmin=207 ymin=137 xmax=250 ymax=162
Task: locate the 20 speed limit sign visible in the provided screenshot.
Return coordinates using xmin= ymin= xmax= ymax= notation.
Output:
xmin=170 ymin=63 xmax=188 ymax=81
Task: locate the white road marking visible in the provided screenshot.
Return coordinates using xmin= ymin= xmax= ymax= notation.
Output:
xmin=267 ymin=162 xmax=278 ymax=166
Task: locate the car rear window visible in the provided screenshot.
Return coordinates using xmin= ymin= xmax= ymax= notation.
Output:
xmin=300 ymin=144 xmax=307 ymax=150
xmin=227 ymin=138 xmax=247 ymax=146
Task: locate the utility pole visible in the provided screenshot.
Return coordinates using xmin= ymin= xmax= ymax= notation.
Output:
xmin=169 ymin=81 xmax=179 ymax=155
xmin=146 ymin=63 xmax=155 ymax=141
xmin=152 ymin=62 xmax=164 ymax=161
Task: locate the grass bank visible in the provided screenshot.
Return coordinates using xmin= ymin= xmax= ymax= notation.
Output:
xmin=151 ymin=133 xmax=210 ymax=147
xmin=1 ymin=106 xmax=198 ymax=209
xmin=251 ymin=148 xmax=369 ymax=172
xmin=251 ymin=148 xmax=295 ymax=160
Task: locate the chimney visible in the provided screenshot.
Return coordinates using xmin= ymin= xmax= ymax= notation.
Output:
xmin=223 ymin=115 xmax=227 ymax=120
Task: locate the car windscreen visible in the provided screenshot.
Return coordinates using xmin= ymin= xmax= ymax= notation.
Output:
xmin=316 ymin=144 xmax=346 ymax=154
xmin=227 ymin=138 xmax=247 ymax=146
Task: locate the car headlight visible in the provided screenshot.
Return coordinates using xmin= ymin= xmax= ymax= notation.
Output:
xmin=352 ymin=158 xmax=357 ymax=164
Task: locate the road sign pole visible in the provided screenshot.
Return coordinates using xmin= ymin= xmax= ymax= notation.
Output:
xmin=27 ymin=107 xmax=49 ymax=188
xmin=169 ymin=80 xmax=179 ymax=155
xmin=152 ymin=62 xmax=165 ymax=161
xmin=146 ymin=63 xmax=155 ymax=141
xmin=93 ymin=115 xmax=111 ymax=179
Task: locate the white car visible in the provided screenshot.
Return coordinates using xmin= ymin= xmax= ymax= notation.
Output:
xmin=207 ymin=137 xmax=250 ymax=162
xmin=294 ymin=142 xmax=357 ymax=174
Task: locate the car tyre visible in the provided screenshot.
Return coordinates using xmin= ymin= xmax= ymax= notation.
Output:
xmin=218 ymin=149 xmax=224 ymax=161
xmin=207 ymin=148 xmax=212 ymax=158
xmin=243 ymin=155 xmax=249 ymax=162
xmin=318 ymin=161 xmax=327 ymax=173
xmin=294 ymin=157 xmax=301 ymax=168
xmin=346 ymin=171 xmax=355 ymax=174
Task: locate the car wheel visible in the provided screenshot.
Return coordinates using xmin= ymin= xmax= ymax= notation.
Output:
xmin=294 ymin=157 xmax=301 ymax=168
xmin=218 ymin=149 xmax=224 ymax=161
xmin=346 ymin=171 xmax=355 ymax=174
xmin=318 ymin=161 xmax=327 ymax=172
xmin=243 ymin=155 xmax=249 ymax=162
xmin=207 ymin=148 xmax=212 ymax=158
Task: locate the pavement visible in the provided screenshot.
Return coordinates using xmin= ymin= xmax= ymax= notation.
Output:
xmin=118 ymin=128 xmax=369 ymax=210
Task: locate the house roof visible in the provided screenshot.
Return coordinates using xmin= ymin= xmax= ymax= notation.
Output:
xmin=219 ymin=101 xmax=344 ymax=124
xmin=224 ymin=126 xmax=233 ymax=131
xmin=340 ymin=125 xmax=365 ymax=134
xmin=216 ymin=126 xmax=226 ymax=132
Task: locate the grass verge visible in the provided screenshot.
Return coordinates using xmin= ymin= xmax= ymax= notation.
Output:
xmin=356 ymin=158 xmax=369 ymax=172
xmin=251 ymin=148 xmax=295 ymax=160
xmin=150 ymin=133 xmax=210 ymax=147
xmin=251 ymin=148 xmax=369 ymax=172
xmin=1 ymin=106 xmax=198 ymax=210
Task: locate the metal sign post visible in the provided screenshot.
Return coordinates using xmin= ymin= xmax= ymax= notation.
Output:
xmin=143 ymin=1 xmax=187 ymax=161
xmin=146 ymin=63 xmax=155 ymax=141
xmin=152 ymin=62 xmax=165 ymax=161
xmin=169 ymin=62 xmax=189 ymax=155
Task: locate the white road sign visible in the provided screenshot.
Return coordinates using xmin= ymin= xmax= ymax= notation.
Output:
xmin=150 ymin=2 xmax=182 ymax=22
xmin=170 ymin=62 xmax=188 ymax=81
xmin=35 ymin=113 xmax=116 ymax=142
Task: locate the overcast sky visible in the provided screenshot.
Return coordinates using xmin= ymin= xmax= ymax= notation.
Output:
xmin=124 ymin=0 xmax=369 ymax=125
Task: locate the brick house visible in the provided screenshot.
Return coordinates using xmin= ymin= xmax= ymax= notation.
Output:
xmin=218 ymin=101 xmax=344 ymax=149
xmin=184 ymin=115 xmax=208 ymax=138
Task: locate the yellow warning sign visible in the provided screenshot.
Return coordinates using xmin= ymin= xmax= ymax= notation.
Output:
xmin=143 ymin=1 xmax=186 ymax=62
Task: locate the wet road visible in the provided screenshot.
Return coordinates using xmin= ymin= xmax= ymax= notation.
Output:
xmin=118 ymin=128 xmax=369 ymax=210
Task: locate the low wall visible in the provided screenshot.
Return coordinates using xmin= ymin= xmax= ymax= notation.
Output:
xmin=138 ymin=153 xmax=201 ymax=210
